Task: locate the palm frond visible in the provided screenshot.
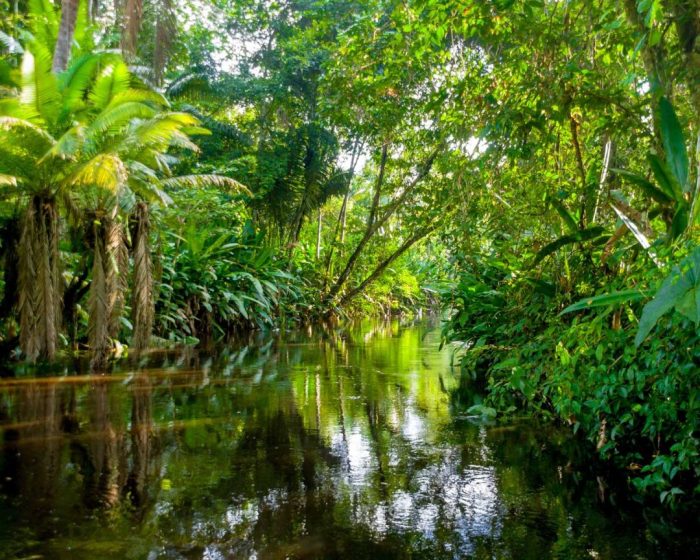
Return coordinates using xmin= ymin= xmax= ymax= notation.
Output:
xmin=64 ymin=152 xmax=128 ymax=194
xmin=161 ymin=174 xmax=251 ymax=194
xmin=19 ymin=49 xmax=60 ymax=123
xmin=59 ymin=53 xmax=120 ymax=112
xmin=108 ymin=88 xmax=170 ymax=109
xmin=89 ymin=61 xmax=131 ymax=110
xmin=0 ymin=115 xmax=56 ymax=145
xmin=39 ymin=123 xmax=85 ymax=161
xmin=129 ymin=112 xmax=201 ymax=150
xmin=88 ymin=101 xmax=156 ymax=137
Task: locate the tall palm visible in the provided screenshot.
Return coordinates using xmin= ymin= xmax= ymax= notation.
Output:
xmin=0 ymin=46 xmax=246 ymax=363
xmin=0 ymin=41 xmax=87 ymax=360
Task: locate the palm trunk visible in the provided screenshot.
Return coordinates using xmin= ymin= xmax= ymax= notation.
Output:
xmin=89 ymin=216 xmax=127 ymax=370
xmin=131 ymin=202 xmax=153 ymax=351
xmin=53 ymin=0 xmax=80 ymax=72
xmin=18 ymin=196 xmax=61 ymax=361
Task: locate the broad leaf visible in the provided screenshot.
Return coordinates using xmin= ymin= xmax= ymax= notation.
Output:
xmin=648 ymin=153 xmax=682 ymax=201
xmin=612 ymin=168 xmax=672 ymax=204
xmin=547 ymin=195 xmax=578 ymax=233
xmin=560 ymin=290 xmax=645 ymax=314
xmin=533 ymin=226 xmax=605 ymax=265
xmin=659 ymin=97 xmax=689 ymax=191
xmin=636 ymin=247 xmax=700 ymax=345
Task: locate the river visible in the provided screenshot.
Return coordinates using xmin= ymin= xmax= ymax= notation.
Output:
xmin=0 ymin=320 xmax=695 ymax=559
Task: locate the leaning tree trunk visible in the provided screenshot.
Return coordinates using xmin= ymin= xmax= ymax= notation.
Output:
xmin=18 ymin=196 xmax=61 ymax=362
xmin=53 ymin=0 xmax=80 ymax=72
xmin=89 ymin=215 xmax=127 ymax=370
xmin=131 ymin=202 xmax=153 ymax=351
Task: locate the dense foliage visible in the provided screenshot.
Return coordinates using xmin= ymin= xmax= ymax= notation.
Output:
xmin=0 ymin=0 xmax=698 ymax=507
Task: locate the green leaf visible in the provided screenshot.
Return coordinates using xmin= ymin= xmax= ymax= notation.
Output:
xmin=659 ymin=97 xmax=689 ymax=191
xmin=533 ymin=226 xmax=605 ymax=265
xmin=547 ymin=195 xmax=578 ymax=233
xmin=467 ymin=404 xmax=497 ymax=419
xmin=612 ymin=168 xmax=672 ymax=204
xmin=230 ymin=294 xmax=248 ymax=319
xmin=636 ymin=247 xmax=700 ymax=345
xmin=670 ymin=203 xmax=689 ymax=239
xmin=560 ymin=290 xmax=646 ymax=314
xmin=648 ymin=153 xmax=683 ymax=201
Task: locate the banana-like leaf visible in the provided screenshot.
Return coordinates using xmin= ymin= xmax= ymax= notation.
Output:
xmin=612 ymin=168 xmax=672 ymax=204
xmin=648 ymin=153 xmax=683 ymax=201
xmin=671 ymin=203 xmax=689 ymax=239
xmin=533 ymin=226 xmax=605 ymax=265
xmin=659 ymin=97 xmax=689 ymax=191
xmin=547 ymin=195 xmax=578 ymax=233
xmin=636 ymin=247 xmax=700 ymax=345
xmin=560 ymin=290 xmax=645 ymax=315
xmin=610 ymin=203 xmax=661 ymax=266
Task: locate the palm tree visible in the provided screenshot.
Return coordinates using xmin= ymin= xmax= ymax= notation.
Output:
xmin=1 ymin=44 xmax=247 ymax=364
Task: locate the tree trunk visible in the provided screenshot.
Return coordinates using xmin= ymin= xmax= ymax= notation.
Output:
xmin=0 ymin=216 xmax=20 ymax=321
xmin=340 ymin=224 xmax=438 ymax=305
xmin=131 ymin=202 xmax=154 ymax=351
xmin=326 ymin=145 xmax=389 ymax=300
xmin=52 ymin=0 xmax=80 ymax=72
xmin=153 ymin=0 xmax=176 ymax=85
xmin=323 ymin=138 xmax=363 ymax=284
xmin=122 ymin=0 xmax=144 ymax=59
xmin=18 ymin=196 xmax=61 ymax=361
xmin=89 ymin=216 xmax=127 ymax=370
xmin=326 ymin=143 xmax=440 ymax=302
xmin=315 ymin=208 xmax=322 ymax=260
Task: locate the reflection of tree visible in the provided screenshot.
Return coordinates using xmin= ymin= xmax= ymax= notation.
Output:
xmin=78 ymin=379 xmax=125 ymax=509
xmin=125 ymin=373 xmax=154 ymax=513
xmin=0 ymin=323 xmax=675 ymax=559
xmin=1 ymin=381 xmax=64 ymax=511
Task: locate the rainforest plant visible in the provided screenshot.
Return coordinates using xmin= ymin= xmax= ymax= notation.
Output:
xmin=0 ymin=38 xmax=244 ymax=364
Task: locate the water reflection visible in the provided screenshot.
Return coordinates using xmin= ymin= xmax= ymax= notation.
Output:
xmin=0 ymin=320 xmax=696 ymax=559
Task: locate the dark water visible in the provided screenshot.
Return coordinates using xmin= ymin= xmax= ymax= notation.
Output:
xmin=0 ymin=320 xmax=696 ymax=559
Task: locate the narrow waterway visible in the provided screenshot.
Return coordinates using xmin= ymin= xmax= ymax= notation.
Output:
xmin=0 ymin=320 xmax=694 ymax=559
